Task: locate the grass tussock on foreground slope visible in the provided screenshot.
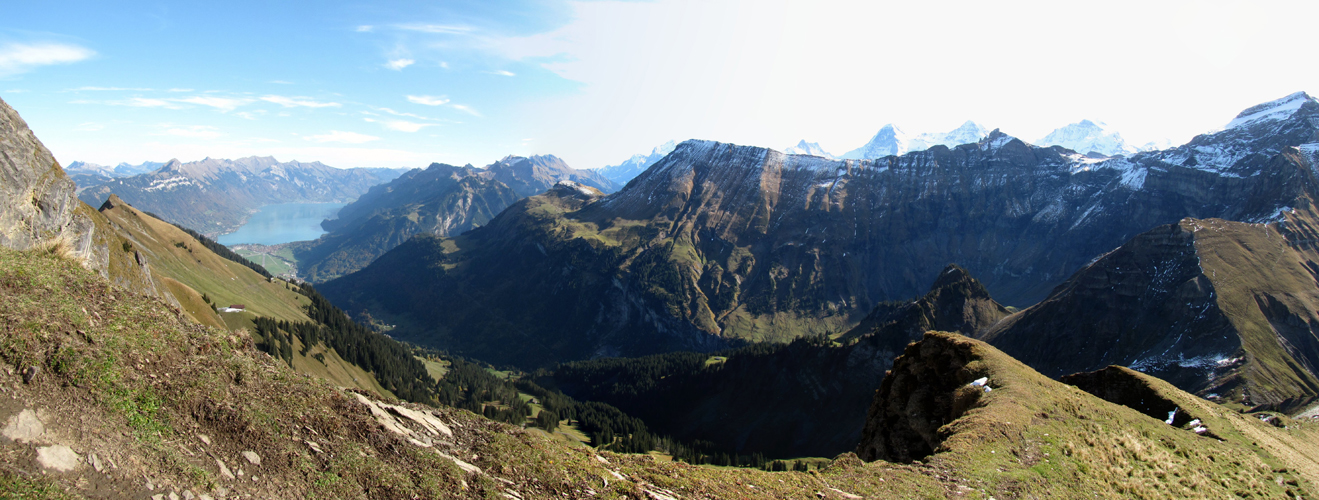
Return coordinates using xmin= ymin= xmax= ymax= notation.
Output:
xmin=2 ymin=245 xmax=1319 ymax=498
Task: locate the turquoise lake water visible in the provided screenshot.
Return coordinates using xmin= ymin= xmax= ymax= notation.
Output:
xmin=216 ymin=202 xmax=346 ymax=246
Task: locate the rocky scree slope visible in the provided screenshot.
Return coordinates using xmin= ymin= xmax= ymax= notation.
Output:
xmin=76 ymin=156 xmax=402 ymax=235
xmin=292 ymin=155 xmax=610 ymax=282
xmin=323 ymin=92 xmax=1319 ymax=368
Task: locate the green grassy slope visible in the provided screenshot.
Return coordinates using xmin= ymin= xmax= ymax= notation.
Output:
xmin=99 ymin=195 xmax=311 ymax=324
xmin=96 ymin=195 xmax=400 ymax=398
xmin=1190 ymin=213 xmax=1319 ymax=408
xmin=5 ymin=248 xmax=1319 ymax=498
xmin=861 ymin=332 xmax=1319 ymax=498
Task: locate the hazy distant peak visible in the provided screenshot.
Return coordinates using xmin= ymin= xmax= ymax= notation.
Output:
xmin=595 ymin=139 xmax=682 ymax=185
xmin=783 ymin=140 xmax=834 ymax=158
xmin=1035 ymin=119 xmax=1135 ymax=156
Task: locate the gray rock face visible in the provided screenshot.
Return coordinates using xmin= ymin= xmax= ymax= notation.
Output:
xmin=0 ymin=97 xmax=103 ymax=271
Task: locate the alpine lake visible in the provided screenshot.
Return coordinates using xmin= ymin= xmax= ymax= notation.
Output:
xmin=217 ymin=202 xmax=346 ymax=276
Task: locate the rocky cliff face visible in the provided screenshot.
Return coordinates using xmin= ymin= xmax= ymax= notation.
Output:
xmin=0 ymin=97 xmax=165 ymax=299
xmin=76 ymin=156 xmax=402 ymax=235
xmin=0 ymin=97 xmax=102 ymax=268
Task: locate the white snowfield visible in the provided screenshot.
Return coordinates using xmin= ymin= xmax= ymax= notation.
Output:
xmin=1035 ymin=119 xmax=1137 ymax=157
xmin=841 ymin=121 xmax=990 ymax=160
xmin=1224 ymin=91 xmax=1317 ymax=130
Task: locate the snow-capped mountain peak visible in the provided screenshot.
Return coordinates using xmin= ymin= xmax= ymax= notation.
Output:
xmin=1224 ymin=91 xmax=1318 ymax=130
xmin=842 ymin=122 xmax=992 ymax=159
xmin=1035 ymin=119 xmax=1136 ymax=156
xmin=908 ymin=121 xmax=990 ymax=152
xmin=594 ymin=140 xmax=679 ymax=185
xmin=841 ymin=124 xmax=910 ymax=159
xmin=783 ymin=140 xmax=834 ymax=158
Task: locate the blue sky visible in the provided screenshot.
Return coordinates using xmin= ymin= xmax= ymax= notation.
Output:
xmin=2 ymin=0 xmax=1317 ymax=169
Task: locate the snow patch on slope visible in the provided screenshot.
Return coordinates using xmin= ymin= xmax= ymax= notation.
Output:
xmin=1225 ymin=92 xmax=1316 ymax=130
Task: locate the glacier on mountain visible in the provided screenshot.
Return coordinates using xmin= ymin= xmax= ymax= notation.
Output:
xmin=1035 ymin=119 xmax=1136 ymax=156
xmin=908 ymin=121 xmax=990 ymax=152
xmin=841 ymin=121 xmax=990 ymax=160
xmin=783 ymin=140 xmax=834 ymax=158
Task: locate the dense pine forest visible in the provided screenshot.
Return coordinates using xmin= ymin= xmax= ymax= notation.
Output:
xmin=251 ymin=283 xmax=436 ymax=402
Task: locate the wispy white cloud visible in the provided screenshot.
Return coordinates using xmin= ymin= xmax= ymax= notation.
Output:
xmin=67 ymin=86 xmax=153 ymax=92
xmin=372 ymin=106 xmax=430 ymax=120
xmin=405 ymin=94 xmax=479 ymax=117
xmin=73 ymin=122 xmax=104 ymax=132
xmin=488 ymin=70 xmax=516 ymax=77
xmin=449 ymin=104 xmax=481 ymax=117
xmin=406 ymin=95 xmax=449 ymax=106
xmin=173 ymin=96 xmax=254 ymax=112
xmin=385 ymin=58 xmax=415 ymax=70
xmin=356 ymin=25 xmax=374 ymax=33
xmin=260 ymin=95 xmax=341 ymax=108
xmin=305 ymin=130 xmax=379 ymax=144
xmin=394 ymin=24 xmax=475 ymax=35
xmin=269 ymin=80 xmax=294 ymax=85
xmin=102 ymin=97 xmax=187 ymax=109
xmin=0 ymin=42 xmax=95 ymax=77
xmin=235 ymin=110 xmax=267 ymax=120
xmin=162 ymin=125 xmax=222 ymax=139
xmin=365 ymin=117 xmax=434 ymax=132
xmin=167 ymin=88 xmax=193 ymax=92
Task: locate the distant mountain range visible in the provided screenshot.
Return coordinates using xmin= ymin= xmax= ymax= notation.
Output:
xmin=64 ymin=160 xmax=165 ymax=190
xmin=600 ymin=120 xmax=1164 ymax=187
xmin=783 ymin=140 xmax=833 ymax=158
xmin=290 ymin=154 xmax=617 ymax=282
xmin=74 ymin=157 xmax=407 ymax=235
xmin=840 ymin=121 xmax=990 ymax=159
xmin=834 ymin=119 xmax=1167 ymax=160
xmin=594 ymin=141 xmax=677 ymax=186
xmin=319 ymin=91 xmax=1319 ymax=413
